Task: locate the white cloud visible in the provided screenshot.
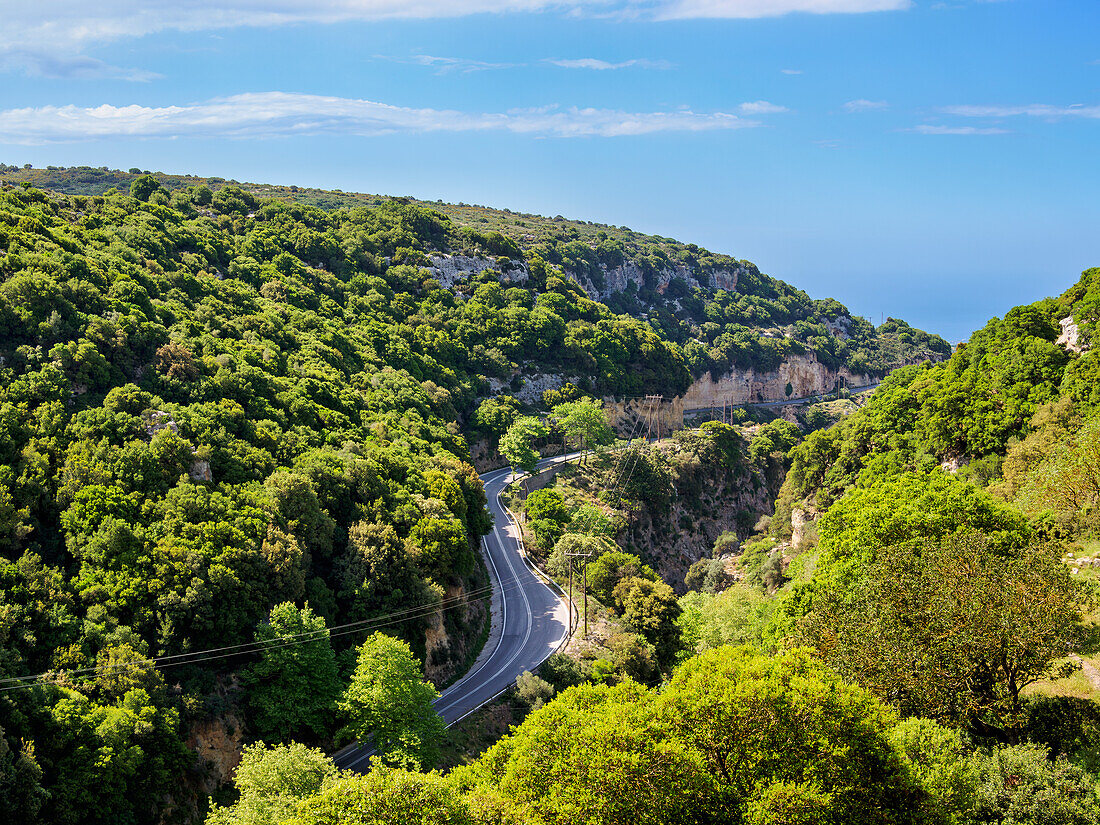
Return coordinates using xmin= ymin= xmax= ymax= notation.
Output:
xmin=738 ymin=100 xmax=789 ymax=114
xmin=0 ymin=1 xmax=579 ymax=71
xmin=377 ymin=54 xmax=520 ymax=73
xmin=0 ymin=92 xmax=761 ymax=144
xmin=546 ymin=57 xmax=672 ymax=70
xmin=781 ymin=68 xmax=803 ymax=75
xmin=654 ymin=0 xmax=911 ymax=19
xmin=940 ymin=103 xmax=1100 ymax=119
xmin=843 ymin=98 xmax=888 ymax=112
xmin=910 ymin=124 xmax=1009 ymax=135
xmin=0 ymin=1 xmax=917 ymax=75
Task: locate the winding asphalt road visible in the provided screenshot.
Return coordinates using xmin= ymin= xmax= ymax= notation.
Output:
xmin=333 ymin=456 xmax=574 ymax=772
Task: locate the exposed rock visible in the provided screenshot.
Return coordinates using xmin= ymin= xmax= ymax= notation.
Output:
xmin=620 ymin=454 xmax=780 ymax=594
xmin=569 ymin=259 xmax=745 ymax=303
xmin=605 ymin=394 xmax=684 ymax=438
xmin=144 ymin=410 xmax=180 ymax=438
xmin=506 ymin=374 xmax=567 ymax=407
xmin=186 ymin=714 xmax=244 ymax=793
xmin=823 ymin=316 xmax=852 ymax=340
xmin=1057 ymin=315 xmax=1085 ymax=353
xmin=423 ymin=581 xmax=488 ymax=686
xmin=790 ymin=507 xmax=817 ymax=552
xmin=424 ymin=600 xmax=450 ymax=683
xmin=469 ymin=435 xmax=509 ymax=474
xmin=939 ymin=455 xmax=970 ymax=473
xmin=679 ymin=355 xmax=872 ymax=409
xmin=189 ymin=460 xmax=213 ymax=482
xmin=604 ymin=355 xmax=871 ymax=435
xmin=427 ymin=253 xmax=528 ymax=288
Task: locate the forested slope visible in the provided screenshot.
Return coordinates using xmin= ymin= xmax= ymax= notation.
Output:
xmin=0 ymin=165 xmax=950 ymax=386
xmin=0 ymin=171 xmax=951 ymax=823
xmin=778 ymin=267 xmax=1100 ymax=523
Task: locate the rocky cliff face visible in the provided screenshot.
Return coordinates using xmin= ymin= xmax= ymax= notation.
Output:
xmin=603 ymin=354 xmax=872 ymax=435
xmin=572 ymin=259 xmax=745 ymax=302
xmin=423 ymin=580 xmax=489 ymax=686
xmin=1058 ymin=315 xmax=1086 ymax=353
xmin=623 ymin=457 xmax=779 ymax=594
xmin=427 ymin=253 xmax=529 ymax=288
xmin=679 ymin=355 xmax=872 ymax=409
xmin=425 ymin=250 xmax=745 ymax=306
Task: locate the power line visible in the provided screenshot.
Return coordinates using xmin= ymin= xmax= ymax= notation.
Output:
xmin=564 ymin=408 xmax=645 ymax=537
xmin=0 ymin=573 xmax=535 ymax=695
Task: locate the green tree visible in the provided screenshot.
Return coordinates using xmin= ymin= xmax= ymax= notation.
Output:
xmin=499 ymin=416 xmax=549 ymax=474
xmin=460 ymin=647 xmax=933 ymax=824
xmin=890 ymin=718 xmax=979 ymax=825
xmin=243 ymin=602 xmax=341 ymax=742
xmin=547 ymin=533 xmax=617 ymax=580
xmin=0 ymin=725 xmax=46 ymax=824
xmin=655 ymin=646 xmax=930 ymax=824
xmin=524 ymin=488 xmax=569 ymax=524
xmin=472 ymin=396 xmax=519 ymax=448
xmin=456 ymin=680 xmax=717 ymax=825
xmin=798 ymin=533 xmax=1088 ymax=740
xmin=287 ymin=766 xmax=473 ymax=825
xmin=338 ymin=633 xmax=444 ymax=770
xmin=515 ymin=670 xmax=556 ymax=710
xmin=206 ymin=742 xmax=337 ymax=825
xmin=677 ymin=584 xmax=764 ymax=660
xmin=551 ymin=398 xmax=614 ymax=463
xmin=129 ymin=175 xmax=160 ymax=202
xmin=816 ymin=470 xmax=1031 ymax=590
xmin=1010 ymin=413 xmax=1100 ymax=530
xmin=972 ymin=744 xmax=1100 ymax=825
xmin=585 ymin=550 xmax=656 ymax=605
xmin=612 ymin=576 xmax=682 ymax=666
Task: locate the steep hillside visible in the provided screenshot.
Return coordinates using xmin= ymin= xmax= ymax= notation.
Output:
xmin=776 ymin=267 xmax=1100 ymax=533
xmin=0 ymin=171 xmax=949 ymax=824
xmin=0 ymin=165 xmax=950 ymax=405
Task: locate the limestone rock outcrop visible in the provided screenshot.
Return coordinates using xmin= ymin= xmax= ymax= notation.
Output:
xmin=679 ymin=355 xmax=872 ymax=410
xmin=604 ymin=354 xmax=872 ymax=434
xmin=427 ymin=253 xmax=528 ymax=288
xmin=1057 ymin=315 xmax=1085 ymax=353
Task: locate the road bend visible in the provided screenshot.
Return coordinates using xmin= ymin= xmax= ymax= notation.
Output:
xmin=333 ymin=456 xmax=574 ymax=772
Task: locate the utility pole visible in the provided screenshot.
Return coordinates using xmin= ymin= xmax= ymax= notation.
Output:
xmin=644 ymin=395 xmax=662 ymax=442
xmin=567 ymin=561 xmax=573 ymax=637
xmin=565 ymin=550 xmax=594 ymax=637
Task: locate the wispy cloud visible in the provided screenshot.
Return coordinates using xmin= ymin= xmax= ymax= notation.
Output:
xmin=0 ymin=1 xmax=917 ymax=75
xmin=739 ymin=100 xmax=789 ymax=114
xmin=654 ymin=0 xmax=911 ymax=19
xmin=0 ymin=50 xmax=160 ymax=81
xmin=940 ymin=103 xmax=1100 ymax=119
xmin=910 ymin=124 xmax=1009 ymax=135
xmin=843 ymin=98 xmax=888 ymax=112
xmin=546 ymin=57 xmax=672 ymax=70
xmin=376 ymin=54 xmax=520 ymax=74
xmin=781 ymin=68 xmax=803 ymax=75
xmin=0 ymin=91 xmax=764 ymax=144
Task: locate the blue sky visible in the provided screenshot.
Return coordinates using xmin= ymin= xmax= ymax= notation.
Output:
xmin=1 ymin=0 xmax=1097 ymax=340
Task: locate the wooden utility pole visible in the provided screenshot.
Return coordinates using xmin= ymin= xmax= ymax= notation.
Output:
xmin=565 ymin=550 xmax=594 ymax=637
xmin=567 ymin=562 xmax=573 ymax=636
xmin=643 ymin=395 xmax=663 ymax=442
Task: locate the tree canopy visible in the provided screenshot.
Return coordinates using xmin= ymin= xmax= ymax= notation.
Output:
xmin=338 ymin=633 xmax=444 ymax=770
